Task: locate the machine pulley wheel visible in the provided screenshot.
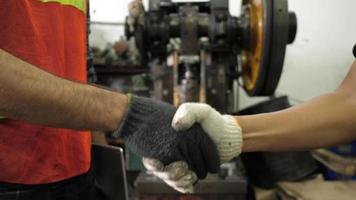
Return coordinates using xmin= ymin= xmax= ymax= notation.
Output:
xmin=241 ymin=0 xmax=296 ymax=96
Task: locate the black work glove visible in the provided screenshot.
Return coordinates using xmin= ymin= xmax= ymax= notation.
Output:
xmin=113 ymin=95 xmax=220 ymax=179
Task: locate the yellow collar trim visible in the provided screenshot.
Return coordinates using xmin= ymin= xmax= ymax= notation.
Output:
xmin=38 ymin=0 xmax=86 ymax=13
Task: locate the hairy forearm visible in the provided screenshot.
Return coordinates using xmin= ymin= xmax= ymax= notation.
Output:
xmin=0 ymin=49 xmax=127 ymax=131
xmin=237 ymin=61 xmax=356 ymax=152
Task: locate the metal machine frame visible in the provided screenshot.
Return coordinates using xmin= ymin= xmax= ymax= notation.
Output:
xmin=126 ymin=0 xmax=297 ymax=112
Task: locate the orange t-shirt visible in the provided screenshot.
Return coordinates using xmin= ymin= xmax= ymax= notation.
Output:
xmin=0 ymin=0 xmax=91 ymax=184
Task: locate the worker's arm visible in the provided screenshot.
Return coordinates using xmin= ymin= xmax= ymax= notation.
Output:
xmin=0 ymin=49 xmax=127 ymax=131
xmin=171 ymin=60 xmax=356 ymax=153
xmin=143 ymin=60 xmax=356 ymax=194
xmin=0 ymin=49 xmax=220 ymax=180
xmin=239 ymin=60 xmax=356 ymax=152
xmin=144 ymin=61 xmax=356 ymax=194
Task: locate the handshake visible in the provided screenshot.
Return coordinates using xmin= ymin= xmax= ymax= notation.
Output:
xmin=113 ymin=95 xmax=243 ymax=193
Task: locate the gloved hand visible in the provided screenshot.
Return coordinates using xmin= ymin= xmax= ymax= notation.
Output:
xmin=142 ymin=103 xmax=242 ymax=193
xmin=172 ymin=103 xmax=243 ymax=163
xmin=143 ymin=158 xmax=197 ymax=194
xmin=113 ymin=95 xmax=220 ymax=179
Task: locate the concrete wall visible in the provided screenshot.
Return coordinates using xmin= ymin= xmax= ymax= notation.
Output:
xmin=89 ymin=0 xmax=356 ymax=108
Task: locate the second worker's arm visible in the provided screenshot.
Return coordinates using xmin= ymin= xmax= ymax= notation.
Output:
xmin=172 ymin=60 xmax=356 ymax=154
xmin=144 ymin=60 xmax=356 ymax=193
xmin=240 ymin=60 xmax=356 ymax=152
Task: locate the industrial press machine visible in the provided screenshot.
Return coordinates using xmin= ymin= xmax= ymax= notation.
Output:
xmin=125 ymin=0 xmax=297 ymax=198
xmin=126 ymin=0 xmax=297 ymax=113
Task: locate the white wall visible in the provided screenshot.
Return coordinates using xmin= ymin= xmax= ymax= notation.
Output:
xmin=89 ymin=0 xmax=129 ymax=49
xmin=89 ymin=0 xmax=356 ymax=108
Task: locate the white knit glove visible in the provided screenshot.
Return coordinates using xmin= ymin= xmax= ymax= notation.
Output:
xmin=142 ymin=158 xmax=197 ymax=194
xmin=172 ymin=103 xmax=243 ymax=163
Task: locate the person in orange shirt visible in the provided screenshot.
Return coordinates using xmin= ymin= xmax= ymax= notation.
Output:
xmin=0 ymin=1 xmax=220 ymax=199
